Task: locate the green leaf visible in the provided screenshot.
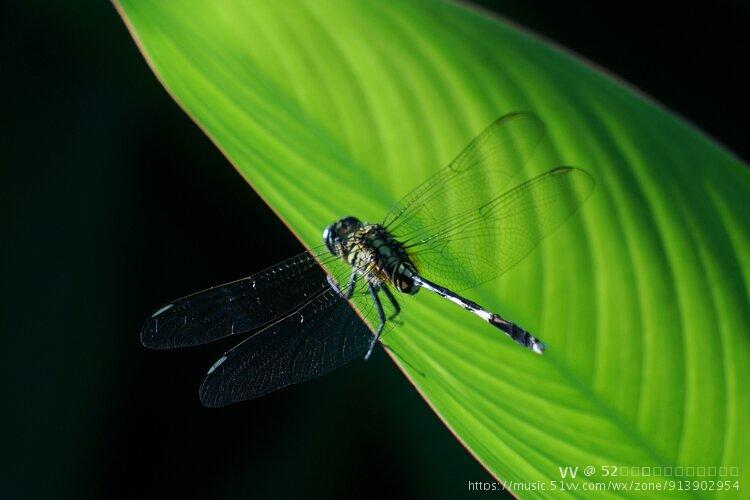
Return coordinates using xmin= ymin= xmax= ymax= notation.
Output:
xmin=116 ymin=0 xmax=749 ymax=495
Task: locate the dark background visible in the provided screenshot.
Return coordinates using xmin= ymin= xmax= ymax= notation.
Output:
xmin=2 ymin=1 xmax=747 ymax=499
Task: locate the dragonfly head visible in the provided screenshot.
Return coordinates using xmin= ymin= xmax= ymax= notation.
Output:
xmin=323 ymin=216 xmax=362 ymax=257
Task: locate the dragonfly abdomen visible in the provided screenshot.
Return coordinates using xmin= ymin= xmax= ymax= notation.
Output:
xmin=347 ymin=224 xmax=419 ymax=294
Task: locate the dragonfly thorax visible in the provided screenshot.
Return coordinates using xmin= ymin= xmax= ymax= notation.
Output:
xmin=324 ymin=218 xmax=419 ymax=295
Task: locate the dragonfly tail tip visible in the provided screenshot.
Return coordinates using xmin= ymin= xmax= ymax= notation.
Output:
xmin=531 ymin=339 xmax=546 ymax=354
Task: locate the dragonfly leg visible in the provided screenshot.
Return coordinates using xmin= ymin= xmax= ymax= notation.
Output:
xmin=364 ymin=283 xmax=386 ymax=361
xmin=381 ymin=285 xmax=401 ymax=320
xmin=327 ymin=272 xmax=357 ymax=299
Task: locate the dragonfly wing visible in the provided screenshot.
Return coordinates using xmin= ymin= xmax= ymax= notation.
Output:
xmin=141 ymin=246 xmax=353 ymax=349
xmin=382 ymin=112 xmax=545 ymax=237
xmin=199 ymin=284 xmax=375 ymax=406
xmin=406 ymin=167 xmax=595 ymax=291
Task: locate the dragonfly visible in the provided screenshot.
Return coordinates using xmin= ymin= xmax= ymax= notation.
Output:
xmin=141 ymin=112 xmax=594 ymax=407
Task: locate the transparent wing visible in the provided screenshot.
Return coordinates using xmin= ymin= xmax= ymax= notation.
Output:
xmin=141 ymin=246 xmax=354 ymax=349
xmin=405 ymin=167 xmax=595 ymax=291
xmin=381 ymin=112 xmax=545 ymax=236
xmin=199 ymin=282 xmax=378 ymax=406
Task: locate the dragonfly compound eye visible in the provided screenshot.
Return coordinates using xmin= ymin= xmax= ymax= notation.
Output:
xmin=324 ymin=216 xmax=362 ymax=256
xmin=323 ymin=224 xmax=337 ymax=255
xmin=337 ymin=216 xmax=361 ymax=234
